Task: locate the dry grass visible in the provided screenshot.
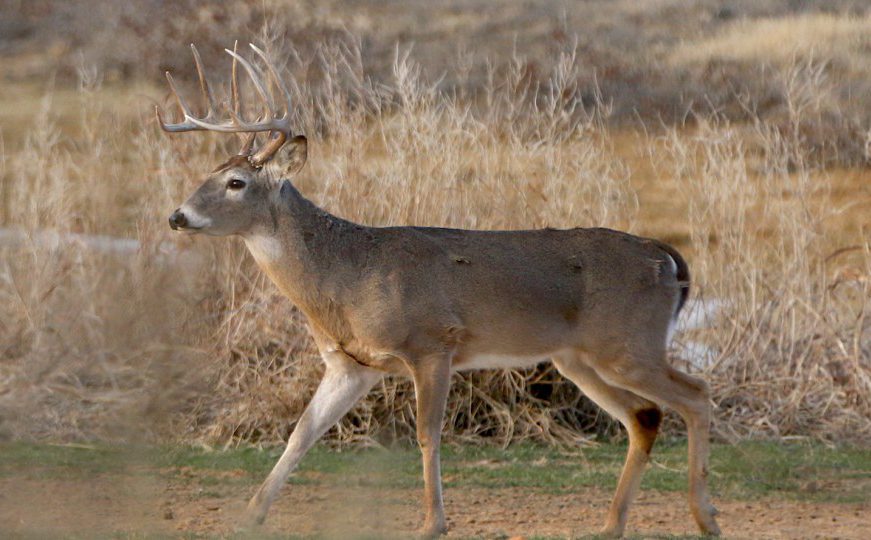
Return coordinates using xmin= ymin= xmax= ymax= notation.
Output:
xmin=671 ymin=13 xmax=871 ymax=69
xmin=0 ymin=1 xmax=869 ymax=447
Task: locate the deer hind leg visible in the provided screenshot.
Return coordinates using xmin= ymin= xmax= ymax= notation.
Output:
xmin=586 ymin=350 xmax=721 ymax=536
xmin=408 ymin=353 xmax=453 ymax=538
xmin=242 ymin=355 xmax=381 ymax=528
xmin=552 ymin=352 xmax=662 ymax=537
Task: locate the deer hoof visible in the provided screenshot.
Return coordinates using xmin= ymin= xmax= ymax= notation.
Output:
xmin=598 ymin=525 xmax=624 ymax=538
xmin=237 ymin=509 xmax=266 ymax=532
xmin=417 ymin=521 xmax=448 ymax=539
xmin=695 ymin=511 xmax=721 ymax=536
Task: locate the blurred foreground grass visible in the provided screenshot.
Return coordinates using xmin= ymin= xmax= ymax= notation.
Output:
xmin=2 ymin=440 xmax=868 ymax=505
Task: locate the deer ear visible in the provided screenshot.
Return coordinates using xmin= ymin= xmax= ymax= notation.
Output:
xmin=270 ymin=135 xmax=307 ymax=178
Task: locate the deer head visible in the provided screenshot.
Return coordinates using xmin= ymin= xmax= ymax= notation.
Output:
xmin=158 ymin=43 xmax=307 ymax=236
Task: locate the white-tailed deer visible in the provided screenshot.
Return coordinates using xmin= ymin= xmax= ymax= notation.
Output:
xmin=157 ymin=44 xmax=720 ymax=538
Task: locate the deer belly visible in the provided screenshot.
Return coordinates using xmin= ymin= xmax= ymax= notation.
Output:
xmin=454 ymin=353 xmax=552 ymax=371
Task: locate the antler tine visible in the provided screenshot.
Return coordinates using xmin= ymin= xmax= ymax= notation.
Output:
xmin=165 ymin=72 xmax=192 ymax=117
xmin=156 ymin=71 xmax=199 ymax=132
xmin=250 ymin=44 xmax=294 ymax=119
xmin=190 ymin=44 xmax=219 ymax=119
xmin=225 ymin=47 xmax=278 ymax=119
xmin=231 ymin=40 xmax=243 ymax=121
xmin=239 ymin=132 xmax=256 ymax=156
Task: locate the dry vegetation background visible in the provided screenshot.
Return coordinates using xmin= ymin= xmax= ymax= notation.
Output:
xmin=0 ymin=0 xmax=869 ymax=448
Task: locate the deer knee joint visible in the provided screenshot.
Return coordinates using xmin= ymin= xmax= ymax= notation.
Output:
xmin=635 ymin=407 xmax=662 ymax=431
xmin=417 ymin=433 xmax=438 ymax=452
xmin=633 ymin=407 xmax=662 ymax=454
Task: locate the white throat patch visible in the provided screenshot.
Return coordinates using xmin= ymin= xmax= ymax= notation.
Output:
xmin=244 ymin=234 xmax=284 ymax=265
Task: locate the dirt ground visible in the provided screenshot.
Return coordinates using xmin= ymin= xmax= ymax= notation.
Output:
xmin=1 ymin=471 xmax=868 ymax=539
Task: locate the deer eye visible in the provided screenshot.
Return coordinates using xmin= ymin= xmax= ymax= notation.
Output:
xmin=226 ymin=178 xmax=246 ymax=190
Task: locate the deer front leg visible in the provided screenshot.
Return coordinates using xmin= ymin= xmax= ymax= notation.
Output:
xmin=242 ymin=355 xmax=381 ymax=528
xmin=410 ymin=354 xmax=452 ymax=538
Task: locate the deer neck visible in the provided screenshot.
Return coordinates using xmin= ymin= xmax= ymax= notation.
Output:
xmin=241 ymin=180 xmax=365 ymax=331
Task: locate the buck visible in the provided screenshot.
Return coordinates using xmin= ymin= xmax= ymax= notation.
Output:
xmin=157 ymin=44 xmax=721 ymax=538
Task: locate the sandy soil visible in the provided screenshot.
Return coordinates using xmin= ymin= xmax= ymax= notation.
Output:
xmin=1 ymin=469 xmax=868 ymax=539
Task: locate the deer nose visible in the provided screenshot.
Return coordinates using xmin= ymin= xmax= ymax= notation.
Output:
xmin=168 ymin=209 xmax=188 ymax=230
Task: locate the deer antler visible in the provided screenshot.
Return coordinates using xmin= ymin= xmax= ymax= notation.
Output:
xmin=155 ymin=42 xmax=296 ymax=167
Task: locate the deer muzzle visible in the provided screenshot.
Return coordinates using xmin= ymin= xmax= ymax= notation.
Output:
xmin=168 ymin=209 xmax=188 ymax=230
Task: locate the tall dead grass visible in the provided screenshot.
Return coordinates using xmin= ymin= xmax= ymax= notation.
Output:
xmin=661 ymin=74 xmax=871 ymax=440
xmin=0 ymin=40 xmax=868 ymax=446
